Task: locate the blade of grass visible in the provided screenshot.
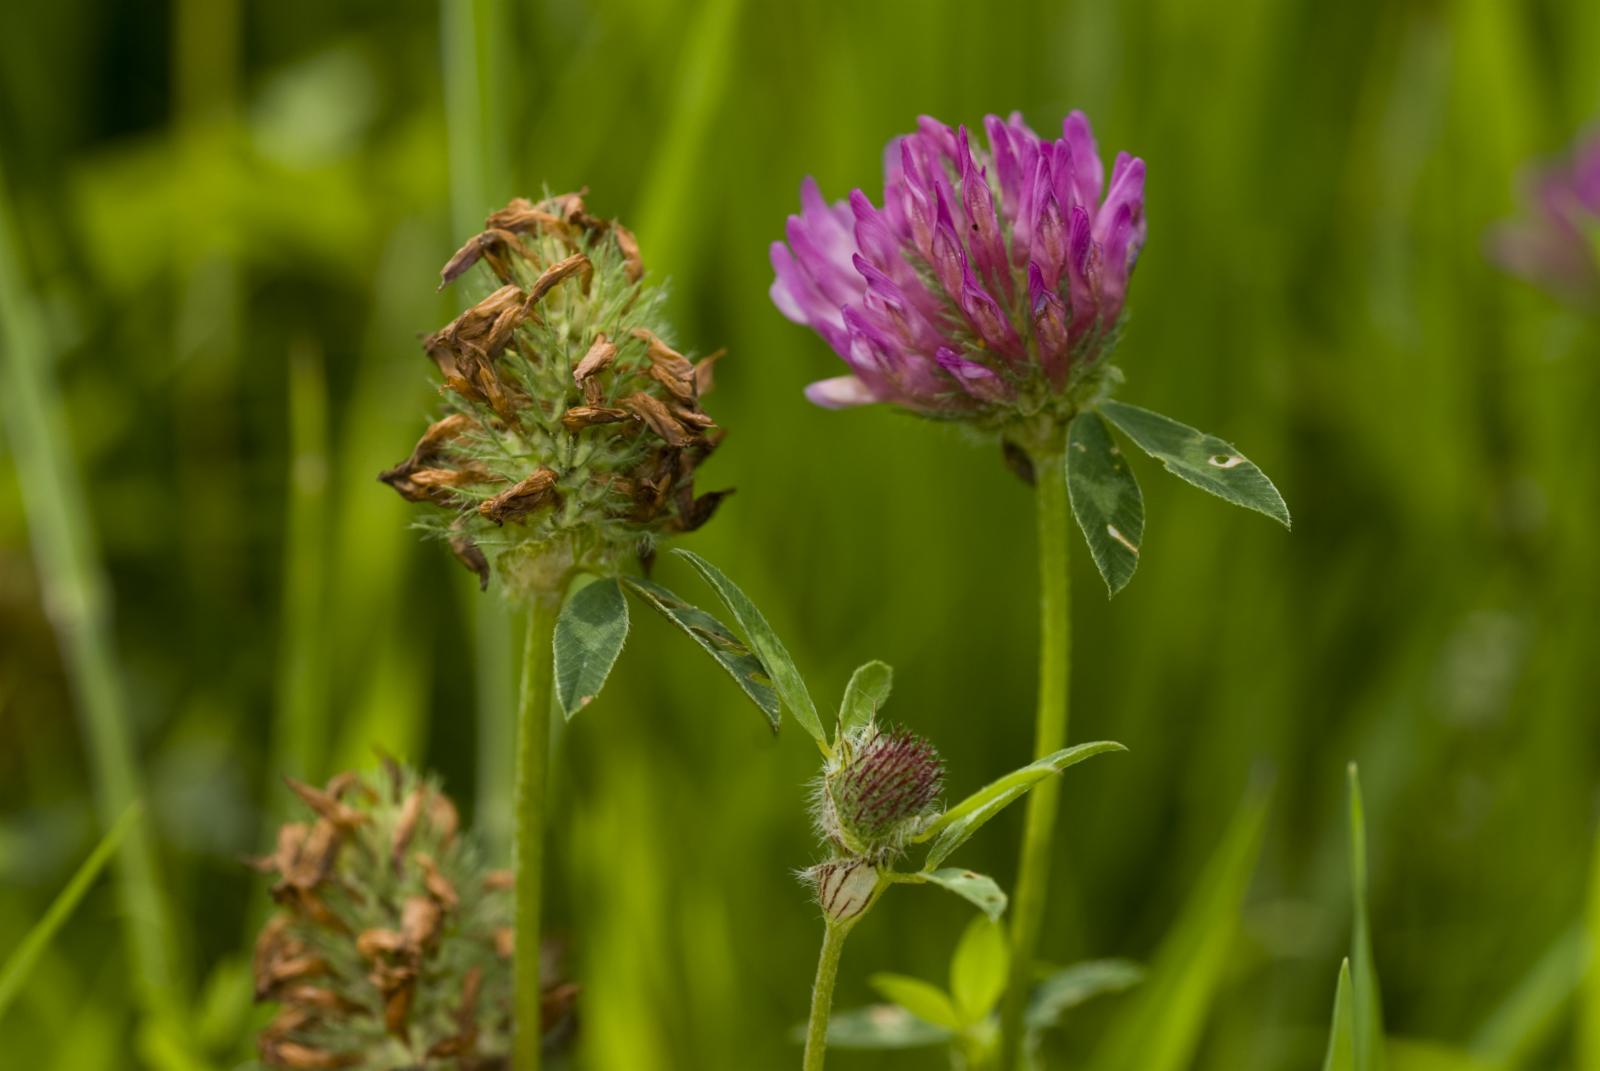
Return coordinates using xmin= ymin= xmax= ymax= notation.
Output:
xmin=1469 ymin=922 xmax=1584 ymax=1066
xmin=1349 ymin=763 xmax=1386 ymax=1071
xmin=1581 ymin=824 xmax=1600 ymax=1071
xmin=631 ymin=0 xmax=745 ymax=269
xmin=0 ymin=802 xmax=141 ymax=1023
xmin=0 ymin=158 xmax=186 ymax=1023
xmin=1088 ymin=784 xmax=1271 ymax=1071
xmin=268 ymin=339 xmax=330 ymax=791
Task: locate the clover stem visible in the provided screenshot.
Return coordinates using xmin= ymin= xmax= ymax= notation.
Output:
xmin=512 ymin=590 xmax=560 ymax=1070
xmin=802 ymin=918 xmax=854 ymax=1071
xmin=998 ymin=442 xmax=1073 ymax=1069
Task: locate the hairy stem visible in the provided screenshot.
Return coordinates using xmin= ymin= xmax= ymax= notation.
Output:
xmin=513 ymin=592 xmax=560 ymax=1071
xmin=802 ymin=920 xmax=852 ymax=1071
xmin=998 ymin=443 xmax=1072 ymax=1068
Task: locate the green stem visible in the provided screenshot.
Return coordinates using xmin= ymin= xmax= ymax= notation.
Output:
xmin=997 ymin=444 xmax=1072 ymax=1069
xmin=802 ymin=920 xmax=852 ymax=1071
xmin=513 ymin=593 xmax=560 ymax=1071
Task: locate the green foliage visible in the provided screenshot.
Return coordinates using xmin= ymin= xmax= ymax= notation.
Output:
xmin=918 ymin=742 xmax=1127 ymax=868
xmin=553 ymin=576 xmax=630 ymax=719
xmin=869 ymin=973 xmax=962 ymax=1031
xmin=1089 ymin=786 xmax=1271 ymax=1071
xmin=1099 ymin=401 xmax=1290 ymax=528
xmin=821 ymin=1005 xmax=952 ymax=1049
xmin=838 ymin=660 xmax=893 ymax=740
xmin=3 ymin=1 xmax=1599 ymax=1067
xmin=950 ymin=916 xmax=1009 ymax=1024
xmin=923 ymin=868 xmax=1008 ymax=922
xmin=674 ymin=549 xmax=824 ymax=745
xmin=1348 ymin=764 xmax=1387 ymax=1071
xmin=0 ymin=803 xmax=139 ymax=1023
xmin=1067 ymin=410 xmax=1146 ymax=596
xmin=1324 ymin=960 xmax=1357 ymax=1071
xmin=621 ymin=576 xmax=781 ymax=730
xmin=1026 ymin=960 xmax=1145 ymax=1033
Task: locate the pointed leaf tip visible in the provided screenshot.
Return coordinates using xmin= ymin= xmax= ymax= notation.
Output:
xmin=1098 ymin=401 xmax=1290 ymax=528
xmin=671 ymin=549 xmax=824 ymax=745
xmin=621 ymin=576 xmax=781 ymax=731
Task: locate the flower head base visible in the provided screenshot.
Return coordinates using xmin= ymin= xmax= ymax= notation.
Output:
xmin=249 ymin=763 xmax=578 ymax=1068
xmin=384 ymin=193 xmax=730 ymax=596
xmin=771 ymin=113 xmax=1146 ymax=434
xmin=815 ymin=727 xmax=944 ymax=858
xmin=1491 ymin=127 xmax=1600 ymax=308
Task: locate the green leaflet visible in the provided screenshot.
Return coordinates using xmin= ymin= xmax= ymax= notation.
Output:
xmin=552 ymin=577 xmax=630 ymax=719
xmin=924 ymin=868 xmax=1009 ymax=923
xmin=1348 ymin=764 xmax=1387 ymax=1071
xmin=869 ymin=973 xmax=963 ymax=1031
xmin=1026 ymin=959 xmax=1145 ymax=1033
xmin=1099 ymin=401 xmax=1290 ymax=528
xmin=621 ymin=576 xmax=780 ymax=732
xmin=917 ymin=742 xmax=1127 ymax=869
xmin=1066 ymin=410 xmax=1146 ymax=596
xmin=1088 ymin=785 xmax=1271 ymax=1071
xmin=950 ymin=916 xmax=1009 ymax=1025
xmin=1323 ymin=960 xmax=1356 ymax=1071
xmin=673 ymin=550 xmax=824 ymax=745
xmin=838 ymin=660 xmax=893 ymax=740
xmin=819 ymin=1005 xmax=952 ymax=1050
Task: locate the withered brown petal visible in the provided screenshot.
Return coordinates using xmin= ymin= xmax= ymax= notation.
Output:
xmin=260 ymin=1039 xmax=359 ymax=1070
xmin=622 ymin=392 xmax=692 ymax=448
xmin=449 ymin=529 xmax=490 ymax=592
xmin=573 ymin=333 xmax=617 ymax=384
xmin=415 ymin=852 xmax=461 ymax=911
xmin=521 ymin=253 xmax=591 ymax=309
xmin=674 ymin=488 xmax=734 ymax=533
xmin=561 ymin=405 xmax=630 ymax=433
xmin=401 ymin=895 xmax=443 ymax=952
xmin=478 ymin=467 xmax=561 ymax=526
xmin=692 ymin=348 xmax=726 ymax=396
xmin=612 ymin=221 xmax=644 ymax=282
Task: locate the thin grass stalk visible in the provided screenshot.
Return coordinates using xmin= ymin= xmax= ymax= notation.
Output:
xmin=268 ymin=339 xmax=330 ymax=792
xmin=0 ymin=803 xmax=141 ymax=1023
xmin=0 ymin=164 xmax=186 ymax=1027
xmin=441 ymin=0 xmax=519 ymax=856
xmin=998 ymin=443 xmax=1073 ymax=1069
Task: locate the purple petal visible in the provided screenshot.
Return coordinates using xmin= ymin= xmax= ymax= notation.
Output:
xmin=1028 ymin=263 xmax=1071 ymax=386
xmin=935 ymin=347 xmax=1014 ymax=404
xmin=959 ymin=264 xmax=1024 ymax=360
xmin=958 ymin=126 xmax=1010 ymax=295
xmin=1062 ymin=111 xmax=1104 ymax=207
xmin=770 ymin=241 xmax=841 ymax=327
xmin=805 ymin=375 xmax=879 ymax=408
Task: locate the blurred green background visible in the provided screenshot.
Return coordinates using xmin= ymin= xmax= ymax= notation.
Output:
xmin=2 ymin=0 xmax=1599 ymax=1067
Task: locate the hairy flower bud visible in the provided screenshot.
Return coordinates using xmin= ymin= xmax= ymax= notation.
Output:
xmin=805 ymin=858 xmax=879 ymax=923
xmin=816 ymin=728 xmax=945 ymax=857
xmin=383 ymin=192 xmax=733 ymax=596
xmin=249 ymin=763 xmax=576 ymax=1068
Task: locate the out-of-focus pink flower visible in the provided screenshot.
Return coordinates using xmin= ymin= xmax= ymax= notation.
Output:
xmin=1490 ymin=128 xmax=1600 ymax=307
xmin=771 ymin=112 xmax=1146 ymax=421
